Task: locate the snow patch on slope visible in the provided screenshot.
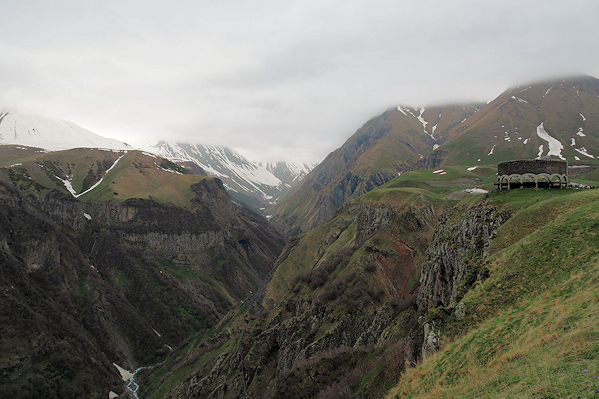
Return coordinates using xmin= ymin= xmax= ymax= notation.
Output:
xmin=574 ymin=147 xmax=595 ymax=159
xmin=511 ymin=96 xmax=529 ymax=104
xmin=536 ymin=123 xmax=565 ymax=160
xmin=56 ymin=176 xmax=78 ymax=196
xmin=417 ymin=108 xmax=433 ymax=140
xmin=58 ymin=153 xmax=127 ymax=198
xmin=396 ymin=106 xmax=416 ymax=118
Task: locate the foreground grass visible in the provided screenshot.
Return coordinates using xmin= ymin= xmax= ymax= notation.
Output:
xmin=388 ymin=189 xmax=599 ymax=398
xmin=392 ymin=265 xmax=599 ymax=398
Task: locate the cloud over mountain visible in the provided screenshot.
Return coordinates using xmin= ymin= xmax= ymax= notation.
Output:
xmin=1 ymin=1 xmax=598 ymax=164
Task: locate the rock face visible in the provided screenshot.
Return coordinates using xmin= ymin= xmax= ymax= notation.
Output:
xmin=174 ymin=301 xmax=401 ymax=399
xmin=454 ymin=301 xmax=466 ymax=320
xmin=0 ymin=178 xmax=284 ymax=398
xmin=421 ymin=321 xmax=440 ymax=363
xmin=407 ymin=201 xmax=512 ymax=365
xmin=417 ymin=202 xmax=512 ymax=310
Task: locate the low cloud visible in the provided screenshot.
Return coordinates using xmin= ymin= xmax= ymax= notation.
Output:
xmin=1 ymin=0 xmax=598 ymax=163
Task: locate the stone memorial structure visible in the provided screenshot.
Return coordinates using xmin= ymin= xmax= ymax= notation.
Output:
xmin=496 ymin=159 xmax=568 ymax=190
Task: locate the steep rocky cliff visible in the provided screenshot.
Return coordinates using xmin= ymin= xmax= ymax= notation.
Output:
xmin=0 ymin=178 xmax=284 ymax=398
xmin=388 ymin=188 xmax=599 ymax=397
xmin=417 ymin=201 xmax=513 ymax=310
xmin=407 ymin=201 xmax=512 ymax=364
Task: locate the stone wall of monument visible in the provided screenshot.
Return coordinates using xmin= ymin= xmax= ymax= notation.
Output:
xmin=498 ymin=159 xmax=568 ymax=176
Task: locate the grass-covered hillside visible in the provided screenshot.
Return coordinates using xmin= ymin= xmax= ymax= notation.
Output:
xmin=144 ymin=168 xmax=472 ymax=398
xmin=388 ymin=187 xmax=599 ymax=398
xmin=0 ymin=146 xmax=209 ymax=208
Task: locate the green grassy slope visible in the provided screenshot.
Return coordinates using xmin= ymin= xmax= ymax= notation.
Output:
xmin=388 ymin=188 xmax=599 ymax=398
xmin=264 ymin=165 xmax=498 ymax=306
xmin=0 ymin=146 xmax=210 ymax=208
xmin=79 ymin=150 xmax=210 ymax=208
xmin=143 ymin=163 xmax=599 ymax=398
xmin=441 ymin=76 xmax=599 ymax=166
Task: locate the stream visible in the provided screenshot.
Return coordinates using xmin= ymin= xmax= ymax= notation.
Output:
xmin=114 ymin=362 xmax=161 ymax=399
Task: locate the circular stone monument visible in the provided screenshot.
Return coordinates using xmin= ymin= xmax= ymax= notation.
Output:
xmin=496 ymin=159 xmax=568 ymax=190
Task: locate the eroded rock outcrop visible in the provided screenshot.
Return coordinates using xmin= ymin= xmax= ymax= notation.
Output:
xmin=407 ymin=201 xmax=512 ymax=365
xmin=418 ymin=202 xmax=512 ymax=310
xmin=171 ymin=301 xmax=404 ymax=399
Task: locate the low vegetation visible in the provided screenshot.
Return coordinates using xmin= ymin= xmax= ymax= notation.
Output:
xmin=388 ymin=188 xmax=599 ymax=398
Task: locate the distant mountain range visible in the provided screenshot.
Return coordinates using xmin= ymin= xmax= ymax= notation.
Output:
xmin=0 ymin=111 xmax=313 ymax=211
xmin=3 ymin=75 xmax=598 ymax=232
xmin=145 ymin=141 xmax=314 ymax=210
xmin=271 ymin=75 xmax=599 ymax=235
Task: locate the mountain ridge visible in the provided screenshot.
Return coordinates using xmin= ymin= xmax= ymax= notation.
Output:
xmin=271 ymin=75 xmax=599 ymax=236
xmin=269 ymin=103 xmax=482 ymax=235
xmin=145 ymin=141 xmax=314 ymax=211
xmin=441 ymin=75 xmax=599 ymax=165
xmin=0 ymin=111 xmax=315 ymax=212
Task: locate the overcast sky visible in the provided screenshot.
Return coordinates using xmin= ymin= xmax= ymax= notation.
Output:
xmin=1 ymin=0 xmax=598 ymax=163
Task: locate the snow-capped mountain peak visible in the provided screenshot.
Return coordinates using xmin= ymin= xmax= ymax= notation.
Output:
xmin=145 ymin=141 xmax=314 ymax=209
xmin=259 ymin=161 xmax=315 ymax=185
xmin=0 ymin=111 xmax=133 ymax=151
